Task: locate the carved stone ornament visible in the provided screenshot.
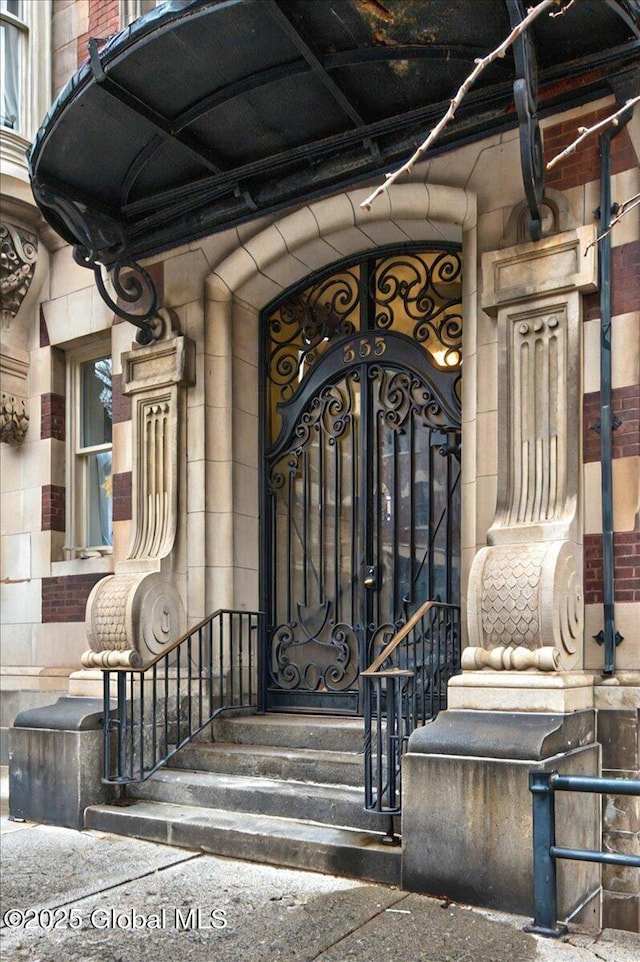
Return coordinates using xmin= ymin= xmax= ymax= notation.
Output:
xmin=0 ymin=345 xmax=29 ymax=445
xmin=465 ymin=227 xmax=597 ymax=672
xmin=83 ymin=572 xmax=185 ymax=669
xmin=1 ymin=393 xmax=29 ymax=444
xmin=0 ymin=223 xmax=37 ymax=329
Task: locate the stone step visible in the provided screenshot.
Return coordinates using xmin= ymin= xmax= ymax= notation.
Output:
xmin=85 ymin=800 xmax=401 ymax=885
xmin=127 ymin=768 xmax=384 ymax=832
xmin=169 ymin=742 xmax=364 ymax=787
xmin=209 ymin=713 xmax=365 ymax=754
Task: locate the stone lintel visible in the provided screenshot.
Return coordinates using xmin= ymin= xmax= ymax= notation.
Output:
xmin=122 ymin=333 xmax=195 ymax=395
xmin=482 ymin=225 xmax=597 ymax=316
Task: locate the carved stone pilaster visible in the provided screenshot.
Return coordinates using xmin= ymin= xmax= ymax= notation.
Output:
xmin=0 ymin=344 xmax=29 ymax=445
xmin=466 ymin=227 xmax=597 ymax=673
xmin=83 ymin=309 xmax=194 ymax=669
xmin=122 ymin=309 xmax=195 ymax=562
xmin=0 ymin=223 xmax=37 ymax=330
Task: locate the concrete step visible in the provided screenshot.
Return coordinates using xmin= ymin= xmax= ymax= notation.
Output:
xmin=169 ymin=742 xmax=364 ymax=787
xmin=209 ymin=713 xmax=365 ymax=754
xmin=127 ymin=768 xmax=384 ymax=832
xmin=85 ymin=799 xmax=400 ymax=885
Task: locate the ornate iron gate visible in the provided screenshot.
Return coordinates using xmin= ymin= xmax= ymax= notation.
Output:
xmin=261 ymin=248 xmax=462 ymax=713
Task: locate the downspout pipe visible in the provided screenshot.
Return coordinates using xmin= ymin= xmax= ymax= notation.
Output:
xmin=594 ymin=112 xmax=632 ymax=673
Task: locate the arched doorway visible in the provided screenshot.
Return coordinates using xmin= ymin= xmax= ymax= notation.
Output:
xmin=261 ymin=247 xmax=462 ymax=713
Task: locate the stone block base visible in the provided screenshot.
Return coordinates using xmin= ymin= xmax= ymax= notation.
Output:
xmin=9 ymin=697 xmax=114 ymax=829
xmin=401 ymin=710 xmax=601 ymax=923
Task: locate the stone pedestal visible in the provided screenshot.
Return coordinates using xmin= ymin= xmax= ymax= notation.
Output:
xmin=402 ymin=710 xmax=601 ymax=925
xmin=9 ymin=697 xmax=115 ymax=829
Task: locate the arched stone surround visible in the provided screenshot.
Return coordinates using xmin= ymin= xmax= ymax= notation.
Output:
xmin=202 ymin=182 xmax=478 ymax=625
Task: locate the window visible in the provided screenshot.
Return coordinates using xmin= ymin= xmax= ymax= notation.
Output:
xmin=0 ymin=0 xmax=25 ymax=131
xmin=120 ymin=0 xmax=157 ymax=27
xmin=67 ymin=346 xmax=113 ymax=555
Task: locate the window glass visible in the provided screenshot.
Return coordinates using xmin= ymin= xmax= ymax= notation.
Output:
xmin=0 ymin=20 xmax=21 ymax=130
xmin=81 ymin=357 xmax=113 ymax=448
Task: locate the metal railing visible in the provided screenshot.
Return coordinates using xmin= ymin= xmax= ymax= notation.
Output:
xmin=361 ymin=601 xmax=460 ymax=827
xmin=526 ymin=771 xmax=640 ymax=938
xmin=102 ymin=609 xmax=262 ymax=784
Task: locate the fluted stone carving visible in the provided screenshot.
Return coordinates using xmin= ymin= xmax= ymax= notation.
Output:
xmin=466 ymin=227 xmax=596 ymax=672
xmin=0 ymin=223 xmax=37 ymax=329
xmin=83 ymin=309 xmax=194 ymax=669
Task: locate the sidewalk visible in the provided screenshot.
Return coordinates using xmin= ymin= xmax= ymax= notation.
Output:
xmin=1 ymin=767 xmax=638 ymax=962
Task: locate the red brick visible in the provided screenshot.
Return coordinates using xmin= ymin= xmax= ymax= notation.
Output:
xmin=111 ymin=374 xmax=131 ymax=423
xmin=41 ymin=484 xmax=66 ymax=532
xmin=545 ymin=107 xmax=638 ymax=191
xmin=41 ymin=393 xmax=66 ymax=441
xmin=42 ymin=573 xmax=109 ymax=623
xmin=584 ymin=531 xmax=640 ymax=604
xmin=113 ymin=471 xmax=132 ymax=522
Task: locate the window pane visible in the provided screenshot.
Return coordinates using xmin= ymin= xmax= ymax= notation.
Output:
xmin=81 ymin=357 xmax=112 ymax=448
xmin=1 ymin=2 xmax=23 ymax=16
xmin=0 ymin=21 xmax=21 ymax=131
xmin=85 ymin=451 xmax=113 ymax=547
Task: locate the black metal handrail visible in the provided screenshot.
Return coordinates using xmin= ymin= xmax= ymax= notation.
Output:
xmin=361 ymin=600 xmax=460 ymax=828
xmin=102 ymin=608 xmax=263 ymax=784
xmin=526 ymin=771 xmax=640 ymax=938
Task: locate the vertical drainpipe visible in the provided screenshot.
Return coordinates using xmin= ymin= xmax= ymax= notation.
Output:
xmin=594 ymin=118 xmax=629 ymax=674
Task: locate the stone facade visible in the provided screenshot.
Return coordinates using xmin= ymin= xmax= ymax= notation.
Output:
xmin=1 ymin=0 xmax=638 ymax=933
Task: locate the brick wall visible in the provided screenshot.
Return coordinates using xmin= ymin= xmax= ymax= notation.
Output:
xmin=77 ymin=0 xmax=120 ymax=67
xmin=111 ymin=374 xmax=131 ymax=423
xmin=544 ymin=106 xmax=637 ymax=191
xmin=41 ymin=484 xmax=66 ymax=532
xmin=41 ymin=393 xmax=65 ymax=441
xmin=42 ymin=573 xmax=108 ymax=623
xmin=584 ymin=532 xmax=640 ymax=604
xmin=583 ymin=385 xmax=640 ymax=463
xmin=113 ymin=471 xmax=132 ymax=521
xmin=583 ymin=241 xmax=640 ymax=322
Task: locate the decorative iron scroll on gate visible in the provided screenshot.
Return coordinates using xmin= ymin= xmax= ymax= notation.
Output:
xmin=261 ymin=247 xmax=462 ymax=714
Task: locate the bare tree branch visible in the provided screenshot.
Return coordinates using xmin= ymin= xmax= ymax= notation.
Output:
xmin=585 ymin=192 xmax=640 ymax=255
xmin=359 ymin=0 xmax=571 ymax=211
xmin=547 ymin=96 xmax=640 ymax=171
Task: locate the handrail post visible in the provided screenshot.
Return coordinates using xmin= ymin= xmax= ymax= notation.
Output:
xmin=525 ymin=771 xmax=568 ymax=938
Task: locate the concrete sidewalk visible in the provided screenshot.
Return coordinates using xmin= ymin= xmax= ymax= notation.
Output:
xmin=1 ymin=768 xmax=637 ymax=962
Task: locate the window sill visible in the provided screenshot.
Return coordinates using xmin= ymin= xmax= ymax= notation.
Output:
xmin=51 ymin=556 xmax=114 ymax=578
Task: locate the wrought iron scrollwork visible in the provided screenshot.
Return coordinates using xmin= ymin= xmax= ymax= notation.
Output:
xmin=374 ymin=367 xmax=449 ymax=431
xmin=270 ymin=607 xmax=360 ymax=693
xmin=267 ymin=267 xmax=360 ymax=403
xmin=507 ymin=0 xmax=544 ymax=241
xmin=373 ymin=251 xmax=462 ymax=366
xmin=31 ymin=177 xmax=159 ymax=342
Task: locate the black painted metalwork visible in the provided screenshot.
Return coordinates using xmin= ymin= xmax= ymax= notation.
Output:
xmin=102 ymin=608 xmax=262 ymax=784
xmin=27 ymin=1 xmax=639 ymax=267
xmin=526 ymin=771 xmax=640 ymax=938
xmin=262 ymin=248 xmax=461 ymax=713
xmin=592 ymin=110 xmax=634 ymax=673
xmin=506 ymin=0 xmax=544 ymax=241
xmin=362 ymin=600 xmax=461 ymax=822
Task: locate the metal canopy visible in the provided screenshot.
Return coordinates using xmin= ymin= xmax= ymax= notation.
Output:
xmin=28 ymin=0 xmax=639 ymax=333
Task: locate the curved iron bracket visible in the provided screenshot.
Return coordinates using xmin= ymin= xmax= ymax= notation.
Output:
xmin=31 ymin=176 xmax=159 ymax=343
xmin=506 ymin=0 xmax=545 ymax=241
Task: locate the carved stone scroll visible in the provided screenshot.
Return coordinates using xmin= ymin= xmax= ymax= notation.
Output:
xmin=83 ymin=572 xmax=185 ymax=669
xmin=466 ymin=227 xmax=597 ymax=672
